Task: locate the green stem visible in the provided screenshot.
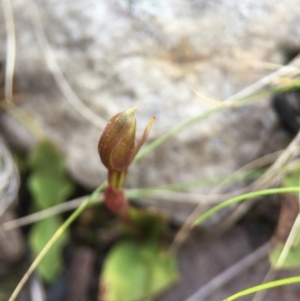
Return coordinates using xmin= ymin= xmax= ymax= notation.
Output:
xmin=193 ymin=187 xmax=300 ymax=227
xmin=134 ymin=106 xmax=224 ymax=162
xmin=224 ymin=276 xmax=300 ymax=301
xmin=8 ymin=182 xmax=106 ymax=301
xmin=108 ymin=170 xmax=127 ymax=189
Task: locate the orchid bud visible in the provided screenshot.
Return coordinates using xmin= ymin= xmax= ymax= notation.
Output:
xmin=98 ymin=107 xmax=137 ymax=171
xmin=98 ymin=107 xmax=155 ymax=216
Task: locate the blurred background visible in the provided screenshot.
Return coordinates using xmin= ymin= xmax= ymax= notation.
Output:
xmin=1 ymin=1 xmax=300 ymax=300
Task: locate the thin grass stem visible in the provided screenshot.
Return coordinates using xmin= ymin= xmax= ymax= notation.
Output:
xmin=8 ymin=182 xmax=106 ymax=301
xmin=224 ymin=276 xmax=300 ymax=301
xmin=193 ymin=187 xmax=300 ymax=227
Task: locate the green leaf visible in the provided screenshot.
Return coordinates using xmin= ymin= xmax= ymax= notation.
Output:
xmin=28 ymin=140 xmax=64 ymax=171
xmin=28 ymin=171 xmax=73 ymax=209
xmin=30 ymin=217 xmax=68 ymax=283
xmin=28 ymin=140 xmax=74 ymax=209
xmin=27 ymin=140 xmax=73 ymax=283
xmin=100 ymin=239 xmax=178 ymax=301
xmin=139 ymin=239 xmax=178 ymax=295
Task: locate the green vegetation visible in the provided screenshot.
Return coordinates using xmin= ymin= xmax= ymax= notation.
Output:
xmin=28 ymin=140 xmax=73 ymax=282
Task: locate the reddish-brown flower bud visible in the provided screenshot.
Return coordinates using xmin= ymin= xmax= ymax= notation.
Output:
xmin=98 ymin=107 xmax=137 ymax=171
xmin=98 ymin=107 xmax=155 ymax=216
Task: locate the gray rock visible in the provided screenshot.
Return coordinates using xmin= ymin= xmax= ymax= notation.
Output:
xmin=0 ymin=210 xmax=25 ymax=264
xmin=0 ymin=0 xmax=297 ymax=222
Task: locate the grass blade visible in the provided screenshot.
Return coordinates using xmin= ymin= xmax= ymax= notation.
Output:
xmin=8 ymin=182 xmax=106 ymax=301
xmin=223 ymin=276 xmax=300 ymax=301
xmin=192 ymin=187 xmax=300 ymax=227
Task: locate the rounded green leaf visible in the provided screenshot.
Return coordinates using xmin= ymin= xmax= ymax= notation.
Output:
xmin=100 ymin=239 xmax=178 ymax=301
